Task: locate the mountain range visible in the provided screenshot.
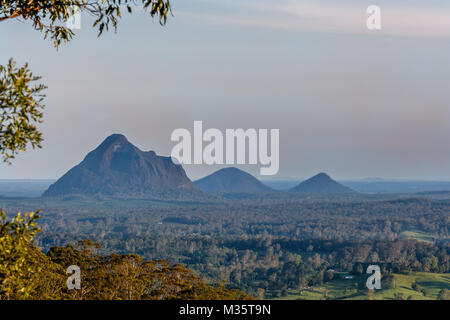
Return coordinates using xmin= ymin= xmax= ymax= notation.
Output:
xmin=43 ymin=134 xmax=355 ymax=200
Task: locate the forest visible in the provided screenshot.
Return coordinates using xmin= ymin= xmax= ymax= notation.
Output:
xmin=1 ymin=194 xmax=448 ymax=298
xmin=0 ymin=211 xmax=250 ymax=300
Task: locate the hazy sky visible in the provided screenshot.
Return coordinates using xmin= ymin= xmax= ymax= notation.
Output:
xmin=1 ymin=0 xmax=450 ymax=181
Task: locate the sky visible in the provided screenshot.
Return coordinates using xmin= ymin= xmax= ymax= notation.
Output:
xmin=1 ymin=0 xmax=450 ymax=181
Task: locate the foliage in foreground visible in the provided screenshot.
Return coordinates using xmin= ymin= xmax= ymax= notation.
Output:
xmin=0 ymin=59 xmax=46 ymax=163
xmin=0 ymin=212 xmax=251 ymax=300
xmin=0 ymin=0 xmax=172 ymax=47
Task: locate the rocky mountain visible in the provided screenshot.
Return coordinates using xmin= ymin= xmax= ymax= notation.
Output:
xmin=289 ymin=173 xmax=355 ymax=194
xmin=42 ymin=134 xmax=204 ymax=200
xmin=194 ymin=167 xmax=273 ymax=193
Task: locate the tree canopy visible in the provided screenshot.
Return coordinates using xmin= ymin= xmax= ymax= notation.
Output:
xmin=1 ymin=0 xmax=172 ymax=47
xmin=0 ymin=212 xmax=251 ymax=299
xmin=0 ymin=59 xmax=46 ymax=163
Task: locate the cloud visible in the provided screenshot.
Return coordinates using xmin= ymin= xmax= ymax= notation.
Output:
xmin=177 ymin=0 xmax=450 ymax=38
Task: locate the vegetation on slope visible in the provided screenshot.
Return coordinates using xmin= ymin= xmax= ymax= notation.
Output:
xmin=0 ymin=211 xmax=250 ymax=300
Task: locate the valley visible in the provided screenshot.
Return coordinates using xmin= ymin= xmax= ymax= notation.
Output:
xmin=1 ymin=134 xmax=448 ymax=300
xmin=1 ymin=193 xmax=448 ymax=299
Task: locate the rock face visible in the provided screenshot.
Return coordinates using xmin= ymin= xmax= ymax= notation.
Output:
xmin=289 ymin=173 xmax=355 ymax=194
xmin=42 ymin=134 xmax=202 ymax=200
xmin=194 ymin=167 xmax=273 ymax=193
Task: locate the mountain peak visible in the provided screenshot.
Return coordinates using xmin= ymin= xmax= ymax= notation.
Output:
xmin=290 ymin=172 xmax=354 ymax=194
xmin=315 ymin=172 xmax=331 ymax=178
xmin=194 ymin=167 xmax=272 ymax=193
xmin=310 ymin=172 xmax=334 ymax=182
xmin=218 ymin=167 xmax=243 ymax=174
xmin=42 ymin=134 xmax=204 ymax=200
xmin=104 ymin=133 xmax=127 ymax=141
xmin=99 ymin=133 xmax=130 ymax=148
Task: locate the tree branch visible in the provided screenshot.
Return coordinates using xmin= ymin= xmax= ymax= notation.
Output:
xmin=0 ymin=10 xmax=22 ymax=22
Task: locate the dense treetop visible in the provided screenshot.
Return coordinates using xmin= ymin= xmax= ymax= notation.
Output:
xmin=0 ymin=212 xmax=251 ymax=299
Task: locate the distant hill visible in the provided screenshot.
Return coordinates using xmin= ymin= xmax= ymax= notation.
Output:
xmin=194 ymin=167 xmax=273 ymax=193
xmin=340 ymin=180 xmax=450 ymax=194
xmin=0 ymin=179 xmax=54 ymax=198
xmin=290 ymin=173 xmax=355 ymax=194
xmin=42 ymin=134 xmax=205 ymax=200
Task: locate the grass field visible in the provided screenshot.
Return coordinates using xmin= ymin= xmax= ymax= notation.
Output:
xmin=399 ymin=230 xmax=437 ymax=243
xmin=272 ymin=272 xmax=449 ymax=300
